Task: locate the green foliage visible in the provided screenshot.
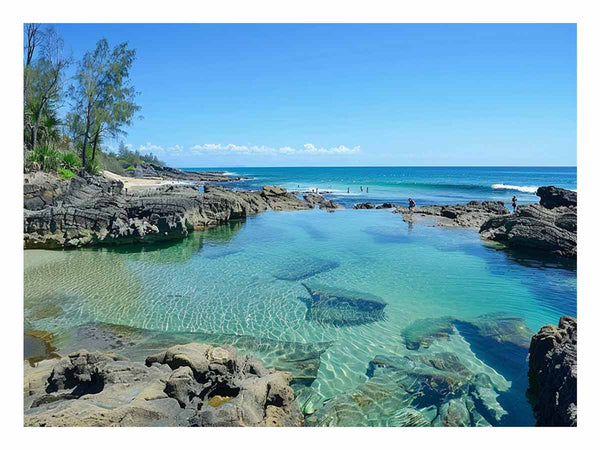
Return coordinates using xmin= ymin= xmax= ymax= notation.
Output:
xmin=85 ymin=159 xmax=101 ymax=176
xmin=126 ymin=165 xmax=135 ymax=171
xmin=60 ymin=152 xmax=82 ymax=170
xmin=117 ymin=141 xmax=165 ymax=166
xmin=28 ymin=146 xmax=61 ymax=171
xmin=57 ymin=167 xmax=76 ymax=179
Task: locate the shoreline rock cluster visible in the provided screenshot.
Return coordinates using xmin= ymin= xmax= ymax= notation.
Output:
xmin=528 ymin=316 xmax=577 ymax=427
xmin=23 ymin=171 xmax=338 ymax=249
xmin=24 ymin=343 xmax=303 ymax=427
xmin=480 ymin=186 xmax=577 ymax=259
xmin=129 ymin=163 xmax=246 ymax=182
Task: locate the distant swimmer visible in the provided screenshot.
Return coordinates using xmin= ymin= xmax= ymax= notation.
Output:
xmin=347 ymin=187 xmax=350 ymax=193
xmin=360 ymin=186 xmax=363 ymax=192
xmin=512 ymin=195 xmax=518 ymax=213
xmin=408 ymin=198 xmax=416 ymax=212
xmin=366 ymin=187 xmax=369 ymax=193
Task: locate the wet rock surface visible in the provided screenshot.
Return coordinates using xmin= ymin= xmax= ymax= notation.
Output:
xmin=24 ymin=343 xmax=303 ymax=427
xmin=53 ymin=322 xmax=331 ymax=388
xmin=24 ymin=172 xmax=314 ymax=249
xmin=528 ymin=316 xmax=577 ymax=426
xmin=479 ymin=186 xmax=577 ymax=259
xmin=303 ymin=193 xmax=343 ymax=210
xmin=394 ymin=201 xmax=510 ymax=229
xmin=301 ymin=282 xmax=388 ymax=326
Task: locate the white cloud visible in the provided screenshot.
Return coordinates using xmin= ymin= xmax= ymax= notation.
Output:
xmin=138 ymin=142 xmax=164 ymax=153
xmin=168 ymin=144 xmax=184 ymax=152
xmin=189 ymin=143 xmax=360 ymax=156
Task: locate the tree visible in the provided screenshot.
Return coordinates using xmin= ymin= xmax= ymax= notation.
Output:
xmin=25 ymin=26 xmax=70 ymax=150
xmin=69 ymin=39 xmax=140 ymax=170
xmin=24 ymin=23 xmax=42 ymax=109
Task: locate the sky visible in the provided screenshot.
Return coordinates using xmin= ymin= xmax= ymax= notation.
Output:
xmin=50 ymin=23 xmax=576 ymax=167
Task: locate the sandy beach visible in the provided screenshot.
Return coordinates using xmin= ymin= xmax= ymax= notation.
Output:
xmin=102 ymin=170 xmax=184 ymax=190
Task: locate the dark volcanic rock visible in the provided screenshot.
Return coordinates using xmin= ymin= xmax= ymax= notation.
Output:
xmin=353 ymin=202 xmax=377 ymax=209
xmin=394 ymin=201 xmax=510 ymax=229
xmin=480 ymin=203 xmax=577 ymax=259
xmin=23 ymin=172 xmax=313 ymax=249
xmin=536 ymin=186 xmax=577 ymax=209
xmin=528 ymin=316 xmax=577 ymax=427
xmin=131 ymin=163 xmax=245 ymax=182
xmin=303 ymin=193 xmax=343 ymax=210
xmin=301 ymin=282 xmax=387 ymax=326
xmin=24 ymin=344 xmax=303 ymax=427
xmin=375 ymin=202 xmax=398 ymax=209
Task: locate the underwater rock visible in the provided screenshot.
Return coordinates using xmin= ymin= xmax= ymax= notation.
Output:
xmin=454 ymin=313 xmax=533 ymax=378
xmin=402 ymin=316 xmax=456 ymax=350
xmin=202 ymin=248 xmax=242 ymax=259
xmin=273 ymin=257 xmax=340 ymax=281
xmin=404 ymin=352 xmax=471 ymax=378
xmin=54 ymin=322 xmax=331 ymax=387
xmin=468 ymin=373 xmax=508 ymax=424
xmin=301 ymin=282 xmax=388 ymax=326
xmin=24 ymin=344 xmax=303 ymax=427
xmin=528 ymin=316 xmax=577 ymax=426
xmin=387 ymin=407 xmax=431 ymax=427
xmin=434 ymin=398 xmax=471 ymax=427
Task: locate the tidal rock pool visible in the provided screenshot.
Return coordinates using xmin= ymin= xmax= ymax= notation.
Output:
xmin=24 ymin=208 xmax=576 ymax=426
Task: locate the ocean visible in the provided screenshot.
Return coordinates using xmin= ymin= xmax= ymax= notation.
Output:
xmin=24 ymin=166 xmax=577 ymax=426
xmin=182 ymin=166 xmax=577 ymax=208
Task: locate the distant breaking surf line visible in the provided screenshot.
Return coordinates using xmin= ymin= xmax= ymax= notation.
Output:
xmin=491 ymin=184 xmax=538 ymax=193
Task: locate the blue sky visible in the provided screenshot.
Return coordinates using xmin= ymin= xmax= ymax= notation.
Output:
xmin=51 ymin=23 xmax=576 ymax=167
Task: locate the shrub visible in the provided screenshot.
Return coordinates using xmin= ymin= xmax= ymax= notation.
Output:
xmin=126 ymin=165 xmax=135 ymax=171
xmin=61 ymin=152 xmax=82 ymax=171
xmin=28 ymin=146 xmax=61 ymax=171
xmin=85 ymin=159 xmax=101 ymax=176
xmin=57 ymin=167 xmax=76 ymax=179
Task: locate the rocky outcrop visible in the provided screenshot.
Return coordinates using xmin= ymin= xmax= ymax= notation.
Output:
xmin=23 ymin=172 xmax=313 ymax=249
xmin=130 ymin=163 xmax=245 ymax=182
xmin=536 ymin=186 xmax=577 ymax=209
xmin=24 ymin=344 xmax=303 ymax=427
xmin=353 ymin=202 xmax=377 ymax=209
xmin=303 ymin=193 xmax=343 ymax=210
xmin=528 ymin=316 xmax=577 ymax=427
xmin=394 ymin=201 xmax=510 ymax=229
xmin=479 ymin=199 xmax=577 ymax=259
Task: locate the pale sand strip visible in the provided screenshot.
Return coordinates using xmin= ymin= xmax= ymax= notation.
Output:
xmin=102 ymin=170 xmax=182 ymax=190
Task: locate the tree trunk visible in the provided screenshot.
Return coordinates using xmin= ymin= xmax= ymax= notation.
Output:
xmin=32 ymin=109 xmax=42 ymax=151
xmin=91 ymin=129 xmax=100 ymax=161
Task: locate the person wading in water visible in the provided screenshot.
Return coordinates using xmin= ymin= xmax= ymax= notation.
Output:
xmin=512 ymin=195 xmax=518 ymax=213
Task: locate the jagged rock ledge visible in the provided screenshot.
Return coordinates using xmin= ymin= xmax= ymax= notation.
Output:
xmin=528 ymin=316 xmax=577 ymax=427
xmin=24 ymin=343 xmax=303 ymax=427
xmin=130 ymin=163 xmax=247 ymax=182
xmin=480 ymin=186 xmax=577 ymax=259
xmin=23 ymin=171 xmax=337 ymax=249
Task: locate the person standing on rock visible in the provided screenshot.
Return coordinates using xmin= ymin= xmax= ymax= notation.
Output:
xmin=408 ymin=198 xmax=416 ymax=213
xmin=512 ymin=195 xmax=518 ymax=213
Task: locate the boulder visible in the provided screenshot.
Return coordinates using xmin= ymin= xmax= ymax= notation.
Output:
xmin=402 ymin=316 xmax=456 ymax=350
xmin=303 ymin=193 xmax=343 ymax=210
xmin=536 ymin=186 xmax=577 ymax=209
xmin=528 ymin=316 xmax=577 ymax=426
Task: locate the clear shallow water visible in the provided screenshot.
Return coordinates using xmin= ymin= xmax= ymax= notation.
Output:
xmin=183 ymin=166 xmax=577 ymax=208
xmin=24 ymin=208 xmax=576 ymax=426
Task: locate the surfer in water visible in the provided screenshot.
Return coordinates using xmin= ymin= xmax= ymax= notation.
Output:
xmin=512 ymin=195 xmax=518 ymax=213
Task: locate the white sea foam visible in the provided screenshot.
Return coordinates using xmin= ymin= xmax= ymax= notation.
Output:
xmin=491 ymin=184 xmax=538 ymax=193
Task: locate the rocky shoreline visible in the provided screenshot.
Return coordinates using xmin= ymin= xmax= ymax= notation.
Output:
xmin=528 ymin=316 xmax=577 ymax=426
xmin=24 ymin=343 xmax=303 ymax=427
xmin=23 ymin=171 xmax=338 ymax=249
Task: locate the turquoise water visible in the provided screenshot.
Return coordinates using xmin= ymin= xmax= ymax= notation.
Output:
xmin=184 ymin=166 xmax=577 ymax=208
xmin=24 ymin=206 xmax=576 ymax=426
